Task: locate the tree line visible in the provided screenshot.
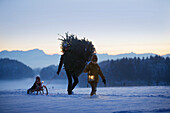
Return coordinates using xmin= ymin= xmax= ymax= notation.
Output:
xmin=1 ymin=55 xmax=170 ymax=87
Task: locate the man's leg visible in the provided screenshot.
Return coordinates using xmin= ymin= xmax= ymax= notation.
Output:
xmin=72 ymin=75 xmax=79 ymax=90
xmin=66 ymin=70 xmax=72 ymax=95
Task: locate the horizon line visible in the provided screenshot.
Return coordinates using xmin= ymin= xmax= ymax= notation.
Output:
xmin=0 ymin=48 xmax=169 ymax=56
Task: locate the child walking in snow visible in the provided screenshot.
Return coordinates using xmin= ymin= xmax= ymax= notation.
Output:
xmin=84 ymin=55 xmax=106 ymax=96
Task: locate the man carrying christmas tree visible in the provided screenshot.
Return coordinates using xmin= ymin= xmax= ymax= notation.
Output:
xmin=57 ymin=46 xmax=79 ymax=95
xmin=56 ymin=33 xmax=95 ymax=95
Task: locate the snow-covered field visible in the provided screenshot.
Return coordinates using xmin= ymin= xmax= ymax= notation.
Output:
xmin=0 ymin=79 xmax=170 ymax=113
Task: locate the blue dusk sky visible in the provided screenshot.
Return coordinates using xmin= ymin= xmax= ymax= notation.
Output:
xmin=0 ymin=0 xmax=169 ymax=55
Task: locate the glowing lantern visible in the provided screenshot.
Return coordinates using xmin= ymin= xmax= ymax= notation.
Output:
xmin=88 ymin=75 xmax=95 ymax=82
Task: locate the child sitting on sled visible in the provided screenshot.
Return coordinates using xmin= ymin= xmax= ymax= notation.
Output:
xmin=84 ymin=54 xmax=106 ymax=96
xmin=27 ymin=76 xmax=43 ymax=94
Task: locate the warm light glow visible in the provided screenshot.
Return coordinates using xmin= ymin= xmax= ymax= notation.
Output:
xmin=89 ymin=75 xmax=94 ymax=80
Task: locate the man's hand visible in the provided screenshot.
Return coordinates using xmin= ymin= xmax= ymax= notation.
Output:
xmin=103 ymin=79 xmax=106 ymax=85
xmin=56 ymin=71 xmax=59 ymax=75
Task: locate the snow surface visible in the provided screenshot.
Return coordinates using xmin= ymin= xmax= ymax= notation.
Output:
xmin=0 ymin=79 xmax=170 ymax=113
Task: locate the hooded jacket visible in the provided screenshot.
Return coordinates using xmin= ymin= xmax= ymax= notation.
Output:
xmin=84 ymin=62 xmax=105 ymax=83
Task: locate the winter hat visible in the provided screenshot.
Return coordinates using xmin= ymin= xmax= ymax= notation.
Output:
xmin=91 ymin=54 xmax=98 ymax=62
xmin=36 ymin=76 xmax=40 ymax=80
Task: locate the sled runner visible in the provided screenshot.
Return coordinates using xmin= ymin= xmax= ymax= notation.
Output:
xmin=27 ymin=81 xmax=48 ymax=95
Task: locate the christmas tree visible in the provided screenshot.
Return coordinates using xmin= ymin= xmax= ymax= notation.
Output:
xmin=59 ymin=33 xmax=95 ymax=77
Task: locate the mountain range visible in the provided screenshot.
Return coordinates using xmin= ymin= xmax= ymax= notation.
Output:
xmin=0 ymin=49 xmax=169 ymax=69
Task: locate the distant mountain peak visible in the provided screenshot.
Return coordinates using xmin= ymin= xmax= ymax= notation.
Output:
xmin=26 ymin=49 xmax=45 ymax=54
xmin=130 ymin=52 xmax=136 ymax=54
xmin=28 ymin=48 xmax=43 ymax=52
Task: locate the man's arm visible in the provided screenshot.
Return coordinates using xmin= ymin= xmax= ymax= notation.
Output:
xmin=57 ymin=55 xmax=64 ymax=75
